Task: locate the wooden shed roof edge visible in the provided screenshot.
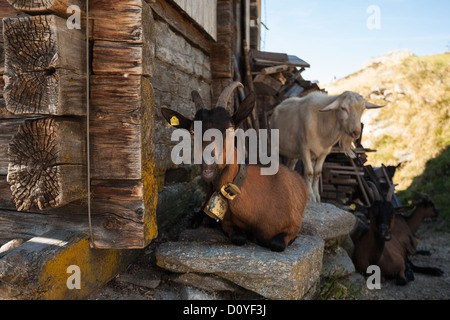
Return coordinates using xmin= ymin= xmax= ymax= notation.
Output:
xmin=252 ymin=50 xmax=310 ymax=68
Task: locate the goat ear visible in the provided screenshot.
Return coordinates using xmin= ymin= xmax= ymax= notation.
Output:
xmin=161 ymin=107 xmax=192 ymax=131
xmin=365 ymin=101 xmax=384 ymax=109
xmin=232 ymin=92 xmax=255 ymax=127
xmin=191 ymin=90 xmax=206 ymax=111
xmin=319 ymin=98 xmax=340 ymax=112
xmin=395 ymin=205 xmax=414 ymax=213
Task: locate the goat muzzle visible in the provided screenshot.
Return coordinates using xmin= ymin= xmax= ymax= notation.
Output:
xmin=380 ymin=225 xmax=392 ymax=241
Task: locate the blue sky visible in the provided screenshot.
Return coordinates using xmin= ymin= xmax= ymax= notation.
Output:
xmin=261 ymin=0 xmax=450 ymax=83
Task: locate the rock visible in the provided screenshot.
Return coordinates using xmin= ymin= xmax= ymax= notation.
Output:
xmin=180 ymin=286 xmax=218 ymax=300
xmin=156 ymin=232 xmax=324 ymax=300
xmin=172 ymin=273 xmax=240 ymax=293
xmin=301 ymin=202 xmax=356 ymax=247
xmin=116 ymin=267 xmax=161 ymax=289
xmin=0 ymin=239 xmax=25 ymax=257
xmin=322 ymin=246 xmax=355 ymax=278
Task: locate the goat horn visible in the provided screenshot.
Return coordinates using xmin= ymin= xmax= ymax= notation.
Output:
xmin=365 ymin=101 xmax=384 ymax=109
xmin=215 ymin=81 xmax=244 ymax=109
xmin=191 ymin=90 xmax=205 ymax=111
xmin=366 ymin=181 xmax=381 ymax=202
xmin=386 ymin=184 xmax=395 ymax=202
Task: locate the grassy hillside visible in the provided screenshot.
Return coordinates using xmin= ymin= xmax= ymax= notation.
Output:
xmin=325 ymin=51 xmax=450 ymax=218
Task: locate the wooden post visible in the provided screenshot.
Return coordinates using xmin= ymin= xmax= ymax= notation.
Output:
xmin=243 ymin=40 xmax=259 ymax=130
xmin=89 ymin=0 xmax=158 ymax=248
xmin=7 ymin=117 xmax=86 ymax=211
xmin=3 ymin=14 xmax=86 ymax=115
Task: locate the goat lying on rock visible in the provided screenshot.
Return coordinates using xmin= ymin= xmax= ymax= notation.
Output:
xmin=161 ymin=82 xmax=308 ymax=252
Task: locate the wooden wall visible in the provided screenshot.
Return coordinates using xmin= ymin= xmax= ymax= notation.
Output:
xmin=0 ymin=0 xmax=90 ymax=245
xmin=172 ymin=0 xmax=217 ymax=40
xmin=0 ymin=0 xmax=160 ymax=249
xmin=0 ymin=0 xmax=259 ymax=248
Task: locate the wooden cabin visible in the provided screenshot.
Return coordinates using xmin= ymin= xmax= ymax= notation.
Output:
xmin=0 ymin=0 xmax=267 ymax=252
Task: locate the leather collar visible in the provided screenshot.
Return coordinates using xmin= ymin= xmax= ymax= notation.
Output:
xmin=218 ymin=163 xmax=247 ymax=201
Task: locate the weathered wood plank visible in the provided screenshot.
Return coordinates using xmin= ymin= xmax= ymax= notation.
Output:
xmin=89 ymin=73 xmax=158 ymax=248
xmin=172 ymin=0 xmax=217 ymax=40
xmin=6 ymin=0 xmax=84 ymax=18
xmin=88 ymin=2 xmax=158 ymax=248
xmin=91 ymin=0 xmax=147 ymax=43
xmin=90 ymin=74 xmax=143 ymax=179
xmin=91 ymin=0 xmax=154 ymax=76
xmin=0 ymin=118 xmax=23 ymax=174
xmin=7 ymin=117 xmax=86 ymax=211
xmin=3 ymin=15 xmax=86 ymax=115
xmin=261 ymin=64 xmax=289 ymax=75
xmin=92 ymin=41 xmax=147 ymax=75
xmin=89 ymin=119 xmax=141 ymax=179
xmin=0 ymin=175 xmax=14 ymax=210
xmin=149 ymin=0 xmax=211 ymax=54
xmin=91 ymin=179 xmax=150 ymax=249
xmin=253 ymin=74 xmax=282 ymax=96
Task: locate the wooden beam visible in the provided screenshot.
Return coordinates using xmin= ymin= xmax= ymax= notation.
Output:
xmin=90 ymin=74 xmax=144 ymax=179
xmin=92 ymin=41 xmax=149 ymax=75
xmin=91 ymin=0 xmax=149 ymax=43
xmin=0 ymin=118 xmax=23 ymax=175
xmin=149 ymin=0 xmax=212 ymax=54
xmin=91 ymin=179 xmax=151 ymax=249
xmin=261 ymin=64 xmax=289 ymax=75
xmin=88 ymin=1 xmax=158 ymax=248
xmin=3 ymin=15 xmax=86 ymax=115
xmin=0 ymin=175 xmax=14 ymax=210
xmin=7 ymin=117 xmax=86 ymax=211
xmin=6 ymin=0 xmax=84 ymax=18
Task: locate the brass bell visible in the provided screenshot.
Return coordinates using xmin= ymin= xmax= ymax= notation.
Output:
xmin=204 ymin=191 xmax=228 ymax=222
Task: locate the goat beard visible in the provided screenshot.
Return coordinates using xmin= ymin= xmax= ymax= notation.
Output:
xmin=339 ymin=134 xmax=356 ymax=158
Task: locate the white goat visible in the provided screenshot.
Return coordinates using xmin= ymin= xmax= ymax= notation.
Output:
xmin=269 ymin=91 xmax=383 ymax=202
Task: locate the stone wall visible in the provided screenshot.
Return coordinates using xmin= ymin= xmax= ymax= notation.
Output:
xmin=152 ymin=19 xmax=211 ymax=184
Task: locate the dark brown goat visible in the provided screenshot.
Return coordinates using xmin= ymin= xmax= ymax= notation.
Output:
xmin=161 ymin=82 xmax=308 ymax=251
xmin=351 ymin=199 xmax=396 ymax=273
xmin=378 ymin=194 xmax=443 ymax=285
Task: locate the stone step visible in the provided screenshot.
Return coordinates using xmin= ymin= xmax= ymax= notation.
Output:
xmin=301 ymin=201 xmax=356 ymax=248
xmin=155 ymin=201 xmax=356 ymax=300
xmin=156 ymin=230 xmax=324 ymax=300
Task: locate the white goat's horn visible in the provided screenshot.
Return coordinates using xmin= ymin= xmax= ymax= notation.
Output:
xmin=365 ymin=101 xmax=384 ymax=109
xmin=215 ymin=81 xmax=244 ymax=109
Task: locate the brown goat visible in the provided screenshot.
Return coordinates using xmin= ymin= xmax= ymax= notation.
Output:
xmin=351 ymin=200 xmax=396 ymax=273
xmin=161 ymin=82 xmax=308 ymax=251
xmin=378 ymin=194 xmax=443 ymax=285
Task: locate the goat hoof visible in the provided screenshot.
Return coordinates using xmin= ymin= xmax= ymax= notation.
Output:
xmin=395 ymin=275 xmax=408 ymax=286
xmin=187 ymin=211 xmax=204 ymax=229
xmin=415 ymin=250 xmax=431 ymax=256
xmin=230 ymin=228 xmax=246 ymax=246
xmin=430 ymin=268 xmax=444 ymax=276
xmin=405 ymin=269 xmax=415 ymax=282
xmin=269 ymin=233 xmax=287 ymax=252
